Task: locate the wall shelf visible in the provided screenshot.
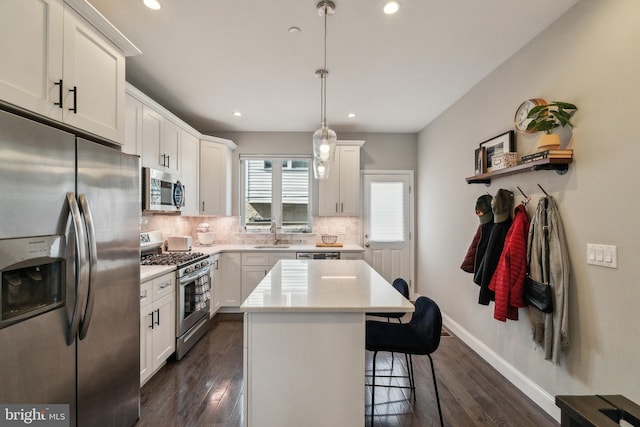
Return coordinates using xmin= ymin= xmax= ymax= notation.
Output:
xmin=465 ymin=158 xmax=572 ymax=184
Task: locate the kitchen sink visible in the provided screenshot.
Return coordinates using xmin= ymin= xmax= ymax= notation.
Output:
xmin=253 ymin=245 xmax=290 ymax=249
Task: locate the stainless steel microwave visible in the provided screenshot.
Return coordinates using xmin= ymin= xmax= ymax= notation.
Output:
xmin=142 ymin=167 xmax=185 ymax=212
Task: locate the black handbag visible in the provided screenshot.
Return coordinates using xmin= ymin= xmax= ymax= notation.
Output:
xmin=524 ymin=275 xmax=553 ymax=313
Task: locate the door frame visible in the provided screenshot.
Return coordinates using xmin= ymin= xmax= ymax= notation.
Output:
xmin=361 ymin=170 xmax=415 ymax=294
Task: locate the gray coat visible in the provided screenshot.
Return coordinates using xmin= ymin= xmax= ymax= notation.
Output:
xmin=527 ymin=196 xmax=570 ymax=363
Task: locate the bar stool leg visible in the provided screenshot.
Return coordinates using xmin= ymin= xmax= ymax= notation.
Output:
xmin=371 ymin=351 xmax=378 ymax=427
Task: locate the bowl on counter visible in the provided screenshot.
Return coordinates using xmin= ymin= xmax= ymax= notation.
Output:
xmin=196 ymin=232 xmax=215 ymax=246
xmin=321 ymin=234 xmax=338 ymax=244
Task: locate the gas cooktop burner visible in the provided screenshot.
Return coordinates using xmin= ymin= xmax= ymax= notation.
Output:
xmin=141 ymin=252 xmax=206 ymax=266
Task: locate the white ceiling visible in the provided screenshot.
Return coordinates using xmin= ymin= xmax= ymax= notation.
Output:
xmin=89 ymin=0 xmax=579 ymax=134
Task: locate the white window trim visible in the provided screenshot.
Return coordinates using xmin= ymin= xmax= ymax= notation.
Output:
xmin=239 ymin=154 xmax=313 ymax=232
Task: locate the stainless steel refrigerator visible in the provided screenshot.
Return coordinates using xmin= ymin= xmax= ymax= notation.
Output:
xmin=0 ymin=109 xmax=140 ymax=426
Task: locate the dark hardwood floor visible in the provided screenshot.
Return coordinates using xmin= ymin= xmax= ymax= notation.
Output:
xmin=136 ymin=314 xmax=558 ymax=427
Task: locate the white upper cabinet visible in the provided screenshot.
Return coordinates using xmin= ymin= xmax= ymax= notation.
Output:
xmin=123 ymin=92 xmax=143 ymax=155
xmin=0 ymin=0 xmax=63 ymax=119
xmin=180 ymin=131 xmax=200 ymax=216
xmin=62 ymin=6 xmax=125 ymax=143
xmin=141 ymin=106 xmax=181 ymax=176
xmin=162 ymin=119 xmax=181 ymax=176
xmin=200 ymin=136 xmax=236 ymax=216
xmin=318 ymin=141 xmax=364 ymax=216
xmin=0 ymin=0 xmax=139 ymax=144
xmin=141 ymin=105 xmax=164 ymax=169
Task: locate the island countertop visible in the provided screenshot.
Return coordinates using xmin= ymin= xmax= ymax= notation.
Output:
xmin=240 ymin=259 xmax=414 ymax=313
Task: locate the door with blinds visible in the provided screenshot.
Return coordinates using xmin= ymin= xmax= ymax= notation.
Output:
xmin=362 ymin=171 xmax=414 ymax=290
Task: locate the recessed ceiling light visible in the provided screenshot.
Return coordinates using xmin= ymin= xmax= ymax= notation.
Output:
xmin=347 ymin=113 xmax=356 ymax=118
xmin=143 ymin=0 xmax=161 ymax=10
xmin=233 ymin=111 xmax=242 ymax=117
xmin=383 ymin=1 xmax=400 ymax=15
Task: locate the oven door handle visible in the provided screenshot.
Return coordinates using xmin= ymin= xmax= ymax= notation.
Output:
xmin=179 ymin=266 xmax=210 ymax=285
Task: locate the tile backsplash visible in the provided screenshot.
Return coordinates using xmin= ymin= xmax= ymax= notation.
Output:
xmin=141 ymin=215 xmax=361 ymax=246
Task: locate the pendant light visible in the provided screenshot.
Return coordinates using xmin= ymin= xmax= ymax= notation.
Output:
xmin=312 ymin=1 xmax=337 ymax=179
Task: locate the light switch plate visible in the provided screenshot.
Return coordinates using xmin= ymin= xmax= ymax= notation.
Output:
xmin=586 ymin=243 xmax=617 ymax=268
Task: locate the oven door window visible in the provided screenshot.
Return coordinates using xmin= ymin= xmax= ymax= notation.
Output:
xmin=182 ymin=273 xmax=210 ymax=319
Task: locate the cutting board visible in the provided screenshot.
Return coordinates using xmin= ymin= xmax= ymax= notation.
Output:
xmin=315 ymin=243 xmax=343 ymax=247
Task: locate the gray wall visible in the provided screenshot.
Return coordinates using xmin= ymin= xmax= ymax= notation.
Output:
xmin=214 ymin=131 xmax=417 ymax=216
xmin=416 ymin=0 xmax=640 ymax=419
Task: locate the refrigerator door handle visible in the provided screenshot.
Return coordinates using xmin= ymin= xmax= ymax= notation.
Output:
xmin=66 ymin=192 xmax=90 ymax=345
xmin=78 ymin=194 xmax=97 ymax=340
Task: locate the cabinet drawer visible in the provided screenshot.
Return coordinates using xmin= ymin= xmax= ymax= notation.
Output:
xmin=153 ymin=274 xmax=175 ymax=300
xmin=140 ymin=280 xmax=153 ymax=308
xmin=242 ymin=252 xmax=270 ymax=266
xmin=269 ymin=252 xmax=296 ymax=265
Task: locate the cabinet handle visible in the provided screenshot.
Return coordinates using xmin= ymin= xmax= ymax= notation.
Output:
xmin=159 ymin=282 xmax=170 ymax=289
xmin=166 ymin=155 xmax=170 ymax=168
xmin=155 ymin=308 xmax=160 ymax=326
xmin=335 ymin=203 xmax=338 ymax=213
xmin=149 ymin=312 xmax=154 ymax=329
xmin=341 ymin=202 xmax=344 ymax=213
xmin=54 ymin=79 xmax=63 ymax=108
xmin=202 ymin=201 xmax=205 ymax=211
xmin=68 ymin=86 xmax=77 ymax=113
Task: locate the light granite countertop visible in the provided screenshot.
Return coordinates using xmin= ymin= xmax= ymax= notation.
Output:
xmin=140 ymin=244 xmax=365 ymax=282
xmin=240 ymin=259 xmax=414 ymax=313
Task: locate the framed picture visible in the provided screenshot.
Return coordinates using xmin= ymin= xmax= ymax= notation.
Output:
xmin=479 ymin=130 xmax=515 ymax=172
xmin=474 ymin=147 xmax=486 ymax=175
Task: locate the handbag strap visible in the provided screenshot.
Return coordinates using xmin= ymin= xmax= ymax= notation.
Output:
xmin=542 ymin=198 xmax=551 ymax=285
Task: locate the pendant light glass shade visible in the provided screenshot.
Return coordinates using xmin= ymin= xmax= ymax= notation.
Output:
xmin=312 ymin=126 xmax=337 ymax=162
xmin=312 ymin=1 xmax=337 ymax=180
xmin=313 ymin=157 xmax=331 ymax=179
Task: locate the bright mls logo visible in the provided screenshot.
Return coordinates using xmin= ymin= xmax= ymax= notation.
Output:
xmin=0 ymin=405 xmax=69 ymax=427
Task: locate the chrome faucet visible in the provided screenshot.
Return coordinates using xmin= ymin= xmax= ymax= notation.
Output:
xmin=270 ymin=221 xmax=280 ymax=244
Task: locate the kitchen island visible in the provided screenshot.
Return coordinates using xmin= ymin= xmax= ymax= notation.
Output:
xmin=240 ymin=259 xmax=414 ymax=427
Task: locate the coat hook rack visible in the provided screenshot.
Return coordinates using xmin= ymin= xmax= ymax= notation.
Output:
xmin=517 ymin=186 xmax=528 ymax=198
xmin=517 ymin=186 xmax=531 ymax=205
xmin=537 ymin=183 xmax=550 ymax=197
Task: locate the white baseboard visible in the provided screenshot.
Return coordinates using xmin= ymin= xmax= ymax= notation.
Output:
xmin=441 ymin=312 xmax=561 ymax=422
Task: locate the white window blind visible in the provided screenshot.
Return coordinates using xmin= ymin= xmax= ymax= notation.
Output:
xmin=369 ymin=182 xmax=404 ymax=242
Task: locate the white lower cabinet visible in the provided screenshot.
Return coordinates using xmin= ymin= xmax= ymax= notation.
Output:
xmin=219 ymin=253 xmax=242 ymax=307
xmin=140 ymin=272 xmax=175 ymax=386
xmin=241 ymin=252 xmax=296 ymax=302
xmin=210 ymin=254 xmax=221 ymax=316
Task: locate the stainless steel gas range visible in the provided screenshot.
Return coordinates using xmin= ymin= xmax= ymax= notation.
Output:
xmin=141 ymin=232 xmax=211 ymax=360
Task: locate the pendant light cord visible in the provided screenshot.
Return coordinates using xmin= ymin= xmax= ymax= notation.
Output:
xmin=321 ymin=3 xmax=328 ymax=128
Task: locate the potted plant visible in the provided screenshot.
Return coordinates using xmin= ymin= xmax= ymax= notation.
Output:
xmin=526 ymin=101 xmax=577 ymax=150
